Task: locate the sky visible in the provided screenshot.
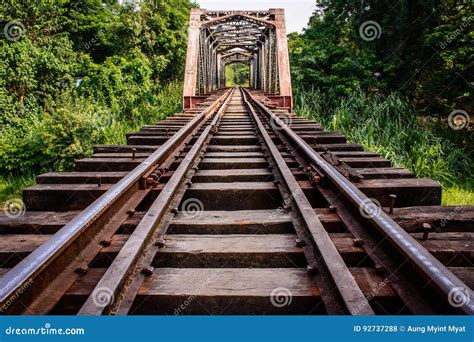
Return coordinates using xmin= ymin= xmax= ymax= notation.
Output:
xmin=195 ymin=0 xmax=316 ymax=33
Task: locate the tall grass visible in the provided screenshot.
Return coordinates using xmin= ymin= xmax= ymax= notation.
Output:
xmin=0 ymin=81 xmax=183 ymax=204
xmin=294 ymin=87 xmax=473 ymax=205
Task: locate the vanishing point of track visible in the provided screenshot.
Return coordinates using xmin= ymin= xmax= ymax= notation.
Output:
xmin=0 ymin=88 xmax=472 ymax=315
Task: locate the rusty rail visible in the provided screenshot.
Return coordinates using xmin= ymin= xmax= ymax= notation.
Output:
xmin=241 ymin=88 xmax=374 ymax=315
xmin=78 ymin=88 xmax=235 ymax=315
xmin=241 ymin=87 xmax=474 ymax=315
xmin=0 ymin=89 xmax=233 ymax=314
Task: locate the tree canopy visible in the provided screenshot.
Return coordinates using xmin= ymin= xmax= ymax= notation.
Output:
xmin=0 ymin=0 xmax=195 ymax=174
xmin=289 ymin=0 xmax=473 ymax=115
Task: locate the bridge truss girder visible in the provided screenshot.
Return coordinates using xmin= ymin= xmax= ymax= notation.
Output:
xmin=183 ymin=9 xmax=292 ymax=110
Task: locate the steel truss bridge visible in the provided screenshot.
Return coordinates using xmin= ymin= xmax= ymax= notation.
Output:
xmin=183 ymin=9 xmax=292 ymax=110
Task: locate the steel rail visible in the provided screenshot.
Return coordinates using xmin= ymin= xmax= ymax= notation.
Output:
xmin=242 ymin=88 xmax=474 ymax=315
xmin=78 ymin=88 xmax=234 ymax=315
xmin=241 ymin=88 xmax=374 ymax=315
xmin=0 ymin=90 xmax=232 ymax=312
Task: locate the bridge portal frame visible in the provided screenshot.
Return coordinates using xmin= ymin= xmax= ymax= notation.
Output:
xmin=183 ymin=8 xmax=292 ymax=110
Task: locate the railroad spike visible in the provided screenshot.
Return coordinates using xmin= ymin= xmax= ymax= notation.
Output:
xmin=422 ymin=223 xmax=432 ymax=240
xmin=155 ymin=239 xmax=166 ymax=248
xmin=374 ymin=264 xmax=387 ymax=275
xmin=389 ymin=194 xmax=397 ymax=214
xmin=295 ymin=238 xmax=306 ymax=247
xmin=306 ymin=265 xmax=319 ymax=275
xmin=141 ymin=266 xmax=154 ymax=276
xmin=75 ymin=265 xmax=88 ymax=276
xmin=100 ymin=239 xmax=112 ymax=247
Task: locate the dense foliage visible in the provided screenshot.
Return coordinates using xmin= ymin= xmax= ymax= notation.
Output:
xmin=0 ymin=1 xmax=472 ymax=205
xmin=225 ymin=63 xmax=250 ymax=87
xmin=0 ymin=0 xmax=193 ymax=177
xmin=290 ymin=1 xmax=473 ymax=204
xmin=294 ymin=88 xmax=473 ymax=204
xmin=289 ymin=1 xmax=473 ymax=115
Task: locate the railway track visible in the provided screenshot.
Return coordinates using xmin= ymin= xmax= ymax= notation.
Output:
xmin=0 ymin=87 xmax=473 ymax=315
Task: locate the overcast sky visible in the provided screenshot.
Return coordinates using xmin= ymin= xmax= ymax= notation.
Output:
xmin=195 ymin=0 xmax=316 ymax=33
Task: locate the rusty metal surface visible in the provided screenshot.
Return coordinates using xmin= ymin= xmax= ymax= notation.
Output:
xmin=242 ymin=88 xmax=374 ymax=315
xmin=0 ymin=87 xmax=472 ymax=315
xmin=78 ymin=89 xmax=234 ymax=315
xmin=183 ymin=8 xmax=292 ymax=109
xmin=0 ymin=90 xmax=231 ymax=313
xmin=0 ymin=6 xmax=471 ymax=317
xmin=242 ymin=87 xmax=474 ymax=315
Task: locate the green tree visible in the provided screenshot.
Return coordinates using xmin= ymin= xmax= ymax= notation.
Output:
xmin=290 ymin=0 xmax=473 ymax=113
xmin=0 ymin=0 xmax=193 ymax=176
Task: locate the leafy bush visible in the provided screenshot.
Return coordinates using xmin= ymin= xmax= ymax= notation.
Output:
xmin=289 ymin=1 xmax=473 ymax=114
xmin=294 ymin=87 xmax=473 ymax=194
xmin=0 ymin=0 xmax=191 ymax=202
xmin=0 ymin=81 xmax=182 ymax=173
